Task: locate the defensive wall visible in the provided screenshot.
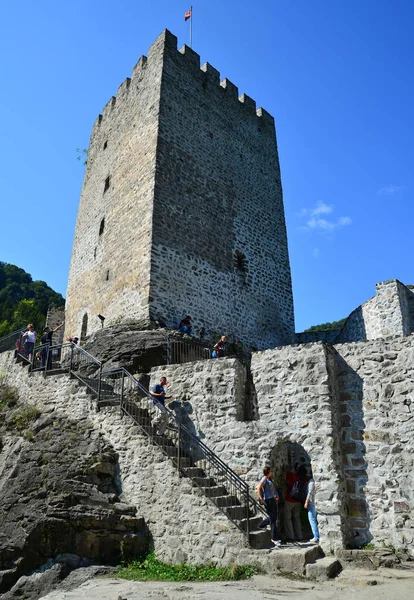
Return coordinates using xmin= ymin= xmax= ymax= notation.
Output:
xmin=65 ymin=29 xmax=294 ymax=350
xmin=1 ymin=331 xmax=413 ymax=558
xmin=297 ymin=279 xmax=414 ymax=345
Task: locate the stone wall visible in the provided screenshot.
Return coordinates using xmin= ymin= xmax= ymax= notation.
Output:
xmin=150 ymin=32 xmax=294 ymax=349
xmin=65 ymin=29 xmax=295 ymax=350
xmin=0 ymin=351 xmax=247 ymax=566
xmin=151 ymin=338 xmax=414 ymax=553
xmin=45 ymin=306 xmax=65 ymax=346
xmin=300 ymin=279 xmax=414 ymax=345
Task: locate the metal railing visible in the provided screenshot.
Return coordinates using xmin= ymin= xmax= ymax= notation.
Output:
xmin=0 ymin=329 xmax=26 ymax=354
xmin=167 ymin=335 xmax=211 ymax=364
xmin=9 ymin=339 xmax=266 ymax=542
xmin=99 ymin=367 xmax=267 ymax=537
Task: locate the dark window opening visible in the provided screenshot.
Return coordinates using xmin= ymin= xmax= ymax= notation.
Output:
xmin=234 ymin=250 xmax=248 ymax=273
xmin=104 ymin=176 xmax=110 ymax=193
xmin=99 ymin=218 xmax=105 ymax=236
xmin=81 ymin=313 xmax=88 ymax=342
xmin=106 ymin=269 xmax=110 ymax=281
xmin=103 ymin=141 xmax=108 ymax=150
xmin=94 ymin=247 xmax=97 ymax=259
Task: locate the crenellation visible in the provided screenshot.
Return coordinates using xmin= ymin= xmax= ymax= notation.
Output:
xmin=148 ymin=28 xmax=177 ymax=58
xmin=102 ymin=95 xmax=116 ymax=119
xmin=117 ymin=77 xmax=131 ymax=97
xmin=238 ymin=93 xmax=256 ymax=112
xmin=256 ymin=107 xmax=275 ymax=126
xmin=220 ymin=77 xmax=239 ymax=98
xmin=200 ymin=62 xmax=220 ymax=84
xmin=178 ymin=44 xmax=201 ymax=69
xmin=131 ymin=55 xmax=148 ymax=80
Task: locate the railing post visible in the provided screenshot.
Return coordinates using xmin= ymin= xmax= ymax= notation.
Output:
xmin=44 ymin=345 xmax=50 ymax=377
xmin=96 ymin=363 xmax=102 ymax=412
xmin=167 ymin=335 xmax=172 ymax=365
xmin=69 ymin=343 xmax=74 ymax=373
xmin=177 ymin=423 xmax=181 ymax=471
xmin=120 ymin=369 xmax=125 ymax=417
xmin=245 ymin=487 xmax=250 ymax=539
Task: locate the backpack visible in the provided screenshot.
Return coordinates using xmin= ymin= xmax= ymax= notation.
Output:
xmin=289 ymin=477 xmax=307 ymax=502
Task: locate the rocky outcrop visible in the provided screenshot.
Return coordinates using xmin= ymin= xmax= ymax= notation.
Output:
xmin=0 ymin=403 xmax=149 ymax=594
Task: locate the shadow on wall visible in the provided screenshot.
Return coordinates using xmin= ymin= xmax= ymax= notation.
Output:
xmin=269 ymin=441 xmax=312 ymax=541
xmin=333 ymin=354 xmax=372 ymax=548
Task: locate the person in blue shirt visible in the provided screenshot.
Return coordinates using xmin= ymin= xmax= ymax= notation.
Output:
xmin=150 ymin=376 xmax=172 ymax=436
xmin=257 ymin=465 xmax=281 ymax=547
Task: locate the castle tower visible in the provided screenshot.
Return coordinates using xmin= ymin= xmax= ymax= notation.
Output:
xmin=65 ymin=30 xmax=295 ymax=349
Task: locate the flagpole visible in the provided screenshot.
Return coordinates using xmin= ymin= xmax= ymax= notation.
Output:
xmin=190 ymin=5 xmax=193 ymax=48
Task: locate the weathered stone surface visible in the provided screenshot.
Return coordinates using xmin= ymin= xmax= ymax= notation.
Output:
xmin=305 ymin=556 xmax=342 ymax=580
xmin=0 ymin=391 xmax=149 ymax=594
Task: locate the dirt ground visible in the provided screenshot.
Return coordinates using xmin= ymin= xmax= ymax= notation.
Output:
xmin=41 ymin=567 xmax=414 ymax=600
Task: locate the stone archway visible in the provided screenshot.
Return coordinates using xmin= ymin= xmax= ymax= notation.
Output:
xmin=268 ymin=440 xmax=313 ymax=541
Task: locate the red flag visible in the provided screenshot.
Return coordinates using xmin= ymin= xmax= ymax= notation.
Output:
xmin=184 ymin=8 xmax=192 ymax=21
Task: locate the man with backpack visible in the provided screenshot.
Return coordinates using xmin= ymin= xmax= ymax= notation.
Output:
xmin=284 ymin=464 xmax=308 ymax=542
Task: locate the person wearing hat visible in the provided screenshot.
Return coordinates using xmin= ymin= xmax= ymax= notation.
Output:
xmin=41 ymin=322 xmax=64 ymax=368
xmin=150 ymin=376 xmax=173 ymax=436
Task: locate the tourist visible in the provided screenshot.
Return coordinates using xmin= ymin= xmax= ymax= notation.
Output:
xmin=304 ymin=469 xmax=320 ymax=544
xmin=178 ymin=316 xmax=193 ymax=335
xmin=22 ymin=324 xmax=36 ymax=360
xmin=257 ymin=465 xmax=281 ymax=547
xmin=284 ymin=464 xmax=307 ymax=542
xmin=41 ymin=322 xmax=64 ymax=368
xmin=150 ymin=376 xmax=172 ymax=436
xmin=212 ymin=335 xmax=227 ymax=358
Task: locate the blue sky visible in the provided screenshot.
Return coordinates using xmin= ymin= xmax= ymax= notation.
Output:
xmin=0 ymin=1 xmax=412 ymax=332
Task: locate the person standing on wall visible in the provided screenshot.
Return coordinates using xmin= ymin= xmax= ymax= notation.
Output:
xmin=284 ymin=464 xmax=308 ymax=542
xmin=304 ymin=468 xmax=320 ymax=544
xmin=150 ymin=376 xmax=173 ymax=436
xmin=257 ymin=465 xmax=282 ymax=547
xmin=41 ymin=322 xmax=64 ymax=369
xmin=22 ymin=324 xmax=36 ymax=360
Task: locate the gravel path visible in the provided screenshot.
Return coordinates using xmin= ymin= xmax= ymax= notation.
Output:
xmin=40 ymin=567 xmax=414 ymax=600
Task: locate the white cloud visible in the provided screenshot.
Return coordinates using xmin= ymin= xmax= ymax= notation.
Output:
xmin=297 ymin=202 xmax=352 ymax=233
xmin=377 ymin=185 xmax=405 ymax=196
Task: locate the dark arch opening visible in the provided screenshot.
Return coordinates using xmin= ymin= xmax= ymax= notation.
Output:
xmin=99 ymin=218 xmax=105 ymax=236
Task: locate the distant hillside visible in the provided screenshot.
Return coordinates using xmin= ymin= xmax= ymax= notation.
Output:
xmin=0 ymin=262 xmax=65 ymax=337
xmin=304 ymin=318 xmax=346 ymax=333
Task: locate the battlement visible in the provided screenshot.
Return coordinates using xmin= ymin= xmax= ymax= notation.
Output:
xmin=93 ymin=29 xmax=274 ymax=130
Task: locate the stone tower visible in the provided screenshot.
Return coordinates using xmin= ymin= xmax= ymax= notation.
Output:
xmin=65 ymin=30 xmax=295 ymax=349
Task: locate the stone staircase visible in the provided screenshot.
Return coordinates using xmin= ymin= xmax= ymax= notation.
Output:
xmin=0 ymin=336 xmax=337 ymax=576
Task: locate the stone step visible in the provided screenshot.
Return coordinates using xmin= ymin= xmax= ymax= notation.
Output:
xmin=200 ymin=486 xmax=228 ymax=498
xmin=193 ymin=476 xmax=216 ymax=487
xmin=225 ymin=505 xmax=250 ymax=520
xmin=305 ymin=556 xmax=342 ymax=580
xmin=183 ymin=467 xmax=205 ymax=478
xmin=249 ymin=530 xmax=272 ymax=549
xmin=215 ymin=495 xmax=239 ymax=508
xmin=238 ymin=544 xmax=323 ymax=577
xmin=239 ymin=515 xmax=263 ymax=532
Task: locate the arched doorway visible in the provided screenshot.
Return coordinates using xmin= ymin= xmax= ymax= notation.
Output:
xmin=268 ymin=440 xmax=313 ymax=541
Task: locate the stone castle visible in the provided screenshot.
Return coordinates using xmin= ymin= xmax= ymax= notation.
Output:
xmin=62 ymin=31 xmax=414 ymax=555
xmin=65 ymin=30 xmax=294 ymax=350
xmin=1 ymin=31 xmax=412 ymax=590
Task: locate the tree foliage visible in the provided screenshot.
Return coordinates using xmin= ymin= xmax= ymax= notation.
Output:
xmin=304 ymin=318 xmax=346 ymax=333
xmin=0 ymin=262 xmax=64 ymax=337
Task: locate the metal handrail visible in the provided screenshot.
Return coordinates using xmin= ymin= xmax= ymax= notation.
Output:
xmin=11 ymin=342 xmax=266 ymax=541
xmin=0 ymin=329 xmax=26 ymax=353
xmin=101 ymin=366 xmax=267 ymax=537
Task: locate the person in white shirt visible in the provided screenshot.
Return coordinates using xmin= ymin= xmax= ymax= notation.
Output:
xmin=22 ymin=323 xmax=36 ymax=360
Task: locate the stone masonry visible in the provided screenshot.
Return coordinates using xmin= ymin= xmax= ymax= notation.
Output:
xmin=297 ymin=279 xmax=414 ymax=344
xmin=65 ymin=30 xmax=295 ymax=350
xmin=1 ymin=330 xmax=413 ymax=560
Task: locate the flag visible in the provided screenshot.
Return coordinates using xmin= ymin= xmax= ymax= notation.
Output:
xmin=184 ymin=8 xmax=192 ymax=21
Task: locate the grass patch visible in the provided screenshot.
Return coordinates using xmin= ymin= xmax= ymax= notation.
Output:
xmin=0 ymin=374 xmax=19 ymax=408
xmin=7 ymin=406 xmax=41 ymax=432
xmin=115 ymin=553 xmax=257 ymax=582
